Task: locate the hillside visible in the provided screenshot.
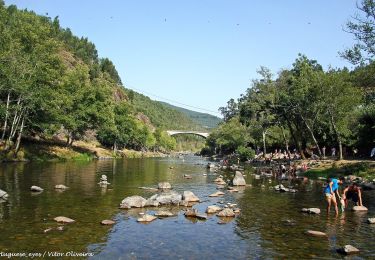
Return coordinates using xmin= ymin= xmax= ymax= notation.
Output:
xmin=125 ymin=90 xmax=203 ymax=131
xmin=159 ymin=102 xmax=222 ymax=129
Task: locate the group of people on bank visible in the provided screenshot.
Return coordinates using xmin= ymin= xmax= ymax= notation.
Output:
xmin=324 ymin=177 xmax=364 ymax=215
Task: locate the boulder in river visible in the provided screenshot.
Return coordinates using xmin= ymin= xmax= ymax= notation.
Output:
xmin=137 ymin=214 xmax=157 ymax=223
xmin=182 ymin=191 xmax=200 ymax=202
xmin=337 ymin=245 xmax=360 ymax=255
xmin=217 ymin=208 xmax=235 ymax=217
xmin=30 ymin=186 xmax=43 ymax=192
xmin=206 ymin=205 xmax=222 ymax=214
xmin=195 ymin=213 xmax=208 ymax=220
xmin=209 ymin=191 xmax=225 ymax=197
xmin=120 ymin=195 xmax=147 ymax=209
xmin=367 ymin=218 xmax=375 ymax=224
xmin=146 ymin=191 xmax=182 ymax=206
xmin=352 ymin=205 xmax=368 ymax=211
xmin=184 ymin=208 xmax=198 ymax=217
xmin=301 ymin=208 xmax=321 ymax=214
xmin=101 ymin=220 xmax=115 ymax=225
xmin=155 ymin=211 xmax=175 ymax=217
xmin=184 ymin=174 xmax=192 ymax=179
xmin=305 ymin=230 xmax=327 ymax=237
xmin=158 ymin=182 xmax=171 ymax=190
xmin=55 ymin=185 xmax=69 ymax=190
xmin=232 ymin=171 xmax=246 ymax=186
xmin=0 ymin=189 xmax=9 ymax=199
xmin=54 ymin=216 xmax=75 ymax=223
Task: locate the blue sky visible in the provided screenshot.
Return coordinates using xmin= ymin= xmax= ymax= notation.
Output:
xmin=6 ymin=0 xmax=358 ymax=116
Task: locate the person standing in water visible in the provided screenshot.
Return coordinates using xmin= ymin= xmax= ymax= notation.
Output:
xmin=342 ymin=182 xmax=363 ymax=207
xmin=324 ymin=177 xmax=345 ymax=216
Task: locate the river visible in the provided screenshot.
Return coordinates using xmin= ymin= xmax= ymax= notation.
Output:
xmin=0 ymin=156 xmax=374 ymax=259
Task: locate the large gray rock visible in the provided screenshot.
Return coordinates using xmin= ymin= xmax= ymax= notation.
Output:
xmin=217 ymin=208 xmax=235 ymax=217
xmin=206 ymin=205 xmax=222 ymax=214
xmin=233 ymin=171 xmax=246 ymax=186
xmin=353 ymin=205 xmax=368 ymax=211
xmin=184 ymin=208 xmax=198 ymax=217
xmin=337 ymin=245 xmax=360 ymax=255
xmin=182 ymin=191 xmax=200 ymax=202
xmin=120 ymin=195 xmax=147 ymax=209
xmin=0 ymin=189 xmax=9 ymax=199
xmin=145 ymin=194 xmax=160 ymax=207
xmin=158 ymin=182 xmax=172 ymax=190
xmin=31 ymin=186 xmax=43 ymax=192
xmin=146 ymin=191 xmax=182 ymax=206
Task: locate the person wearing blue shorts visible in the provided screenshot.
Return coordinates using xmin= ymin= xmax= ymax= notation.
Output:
xmin=324 ymin=177 xmax=345 ymax=216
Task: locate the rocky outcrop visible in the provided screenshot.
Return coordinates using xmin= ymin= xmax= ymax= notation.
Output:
xmin=30 ymin=186 xmax=43 ymax=192
xmin=120 ymin=196 xmax=147 ymax=209
xmin=158 ymin=182 xmax=171 ymax=190
xmin=232 ymin=171 xmax=246 ymax=186
xmin=54 ymin=216 xmax=75 ymax=223
xmin=182 ymin=191 xmax=200 ymax=202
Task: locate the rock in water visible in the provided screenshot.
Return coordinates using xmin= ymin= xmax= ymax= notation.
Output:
xmin=137 ymin=214 xmax=157 ymax=223
xmin=216 ymin=208 xmax=235 ymax=217
xmin=182 ymin=191 xmax=200 ymax=202
xmin=367 ymin=218 xmax=375 ymax=224
xmin=232 ymin=171 xmax=246 ymax=186
xmin=195 ymin=213 xmax=208 ymax=220
xmin=209 ymin=191 xmax=225 ymax=197
xmin=337 ymin=245 xmax=360 ymax=255
xmin=184 ymin=208 xmax=198 ymax=217
xmin=155 ymin=211 xmax=174 ymax=217
xmin=55 ymin=185 xmax=69 ymax=190
xmin=145 ymin=191 xmax=182 ymax=206
xmin=101 ymin=220 xmax=115 ymax=225
xmin=100 ymin=175 xmax=107 ymax=181
xmin=54 ymin=216 xmax=75 ymax=223
xmin=301 ymin=208 xmax=321 ymax=214
xmin=206 ymin=205 xmax=222 ymax=214
xmin=352 ymin=205 xmax=368 ymax=211
xmin=30 ymin=186 xmax=43 ymax=192
xmin=158 ymin=182 xmax=172 ymax=190
xmin=306 ymin=230 xmax=327 ymax=237
xmin=120 ymin=196 xmax=147 ymax=209
xmin=0 ymin=189 xmax=9 ymax=199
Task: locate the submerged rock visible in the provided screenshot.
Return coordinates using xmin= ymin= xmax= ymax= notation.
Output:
xmin=306 ymin=230 xmax=327 ymax=237
xmin=206 ymin=205 xmax=222 ymax=214
xmin=337 ymin=245 xmax=360 ymax=255
xmin=155 ymin=211 xmax=175 ymax=217
xmin=120 ymin=196 xmax=147 ymax=209
xmin=182 ymin=191 xmax=200 ymax=202
xmin=353 ymin=206 xmax=368 ymax=211
xmin=137 ymin=214 xmax=157 ymax=223
xmin=54 ymin=216 xmax=75 ymax=223
xmin=183 ymin=174 xmax=192 ymax=179
xmin=0 ymin=189 xmax=9 ymax=199
xmin=232 ymin=171 xmax=246 ymax=186
xmin=301 ymin=208 xmax=321 ymax=214
xmin=55 ymin=185 xmax=69 ymax=190
xmin=158 ymin=182 xmax=172 ymax=190
xmin=30 ymin=186 xmax=43 ymax=192
xmin=101 ymin=220 xmax=115 ymax=225
xmin=367 ymin=218 xmax=375 ymax=224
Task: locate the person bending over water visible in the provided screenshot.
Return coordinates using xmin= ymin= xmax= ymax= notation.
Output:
xmin=324 ymin=177 xmax=345 ymax=216
xmin=342 ymin=182 xmax=363 ymax=207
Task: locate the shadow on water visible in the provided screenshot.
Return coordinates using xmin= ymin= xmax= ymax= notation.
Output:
xmin=0 ymin=156 xmax=375 ymax=259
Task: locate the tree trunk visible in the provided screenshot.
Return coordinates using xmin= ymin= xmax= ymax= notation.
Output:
xmin=328 ymin=110 xmax=343 ymax=160
xmin=14 ymin=115 xmax=25 ymax=157
xmin=294 ymin=119 xmax=307 ymax=159
xmin=262 ymin=129 xmax=267 ymax=158
xmin=279 ymin=124 xmax=291 ymax=160
xmin=283 ymin=113 xmax=305 ymax=159
xmin=1 ymin=92 xmax=10 ymax=142
xmin=300 ymin=115 xmax=322 ymax=157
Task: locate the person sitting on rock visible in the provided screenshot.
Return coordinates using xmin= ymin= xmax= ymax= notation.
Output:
xmin=342 ymin=182 xmax=363 ymax=207
xmin=324 ymin=177 xmax=345 ymax=216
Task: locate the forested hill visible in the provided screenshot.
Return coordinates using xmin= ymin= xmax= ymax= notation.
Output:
xmin=0 ymin=2 xmax=205 ymax=157
xmin=124 ymin=90 xmax=203 ymax=131
xmin=159 ymin=102 xmax=222 ymax=129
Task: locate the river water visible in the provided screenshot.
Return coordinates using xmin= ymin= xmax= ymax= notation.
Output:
xmin=0 ymin=155 xmax=374 ymax=259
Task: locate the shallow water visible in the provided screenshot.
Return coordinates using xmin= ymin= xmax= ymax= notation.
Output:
xmin=0 ymin=156 xmax=374 ymax=259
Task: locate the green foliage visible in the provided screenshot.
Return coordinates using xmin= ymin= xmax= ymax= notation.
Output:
xmin=236 ymin=146 xmax=255 ymax=162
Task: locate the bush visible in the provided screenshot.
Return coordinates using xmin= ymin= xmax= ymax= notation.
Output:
xmin=236 ymin=146 xmax=255 ymax=162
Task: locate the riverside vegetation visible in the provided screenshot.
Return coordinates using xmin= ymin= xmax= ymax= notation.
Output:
xmin=0 ymin=2 xmax=218 ymax=162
